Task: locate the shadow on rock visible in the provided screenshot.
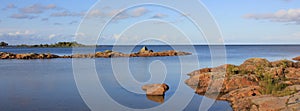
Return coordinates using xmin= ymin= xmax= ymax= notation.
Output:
xmin=146 ymin=95 xmax=165 ymax=104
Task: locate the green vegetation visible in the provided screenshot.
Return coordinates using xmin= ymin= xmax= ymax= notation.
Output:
xmin=259 ymin=73 xmax=285 ymax=94
xmin=258 ymin=73 xmax=296 ymax=97
xmin=255 ymin=65 xmax=265 ymax=80
xmin=16 ymin=42 xmax=85 ymax=48
xmin=226 ymin=65 xmax=239 ymax=76
xmin=272 ymin=88 xmax=297 ymax=97
xmin=0 ymin=42 xmax=8 ymax=46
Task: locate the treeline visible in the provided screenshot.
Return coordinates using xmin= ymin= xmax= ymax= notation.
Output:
xmin=16 ymin=42 xmax=86 ymax=47
xmin=0 ymin=42 xmax=8 ymax=46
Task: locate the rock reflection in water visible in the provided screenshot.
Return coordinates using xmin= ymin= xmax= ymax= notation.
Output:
xmin=146 ymin=95 xmax=165 ymax=103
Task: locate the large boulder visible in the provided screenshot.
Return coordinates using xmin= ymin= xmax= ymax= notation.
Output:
xmin=139 ymin=46 xmax=148 ymax=53
xmin=142 ymin=83 xmax=169 ymax=96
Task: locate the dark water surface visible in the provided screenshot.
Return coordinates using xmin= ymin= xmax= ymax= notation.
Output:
xmin=1 ymin=45 xmax=300 ymax=111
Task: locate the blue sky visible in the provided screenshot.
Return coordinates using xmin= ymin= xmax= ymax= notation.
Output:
xmin=0 ymin=0 xmax=300 ymax=45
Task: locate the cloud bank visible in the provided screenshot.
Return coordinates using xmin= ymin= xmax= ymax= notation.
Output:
xmin=244 ymin=8 xmax=300 ymax=24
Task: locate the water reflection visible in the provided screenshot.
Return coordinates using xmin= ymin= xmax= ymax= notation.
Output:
xmin=146 ymin=95 xmax=165 ymax=103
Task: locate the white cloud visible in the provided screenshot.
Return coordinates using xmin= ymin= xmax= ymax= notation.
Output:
xmin=20 ymin=4 xmax=57 ymax=14
xmin=244 ymin=8 xmax=300 ymax=24
xmin=10 ymin=13 xmax=37 ymax=19
xmin=85 ymin=7 xmax=148 ymax=20
xmin=50 ymin=11 xmax=84 ymax=17
xmin=0 ymin=30 xmax=35 ymax=37
xmin=129 ymin=7 xmax=148 ymax=17
xmin=87 ymin=9 xmax=103 ymax=17
xmin=75 ymin=32 xmax=86 ymax=37
xmin=113 ymin=34 xmax=121 ymax=40
xmin=152 ymin=13 xmax=167 ymax=18
xmin=48 ymin=34 xmax=56 ymax=39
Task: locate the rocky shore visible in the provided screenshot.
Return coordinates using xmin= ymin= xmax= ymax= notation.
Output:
xmin=0 ymin=46 xmax=191 ymax=59
xmin=185 ymin=58 xmax=300 ymax=111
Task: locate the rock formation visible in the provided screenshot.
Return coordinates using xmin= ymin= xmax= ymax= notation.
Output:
xmin=0 ymin=47 xmax=191 ymax=59
xmin=142 ymin=83 xmax=169 ymax=96
xmin=185 ymin=58 xmax=300 ymax=111
xmin=0 ymin=52 xmax=60 ymax=59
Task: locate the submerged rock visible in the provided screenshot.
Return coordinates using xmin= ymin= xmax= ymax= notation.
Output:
xmin=142 ymin=83 xmax=169 ymax=96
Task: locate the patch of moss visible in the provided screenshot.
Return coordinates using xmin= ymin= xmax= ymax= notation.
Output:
xmin=226 ymin=65 xmax=239 ymax=76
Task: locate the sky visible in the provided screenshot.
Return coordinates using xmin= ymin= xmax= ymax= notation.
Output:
xmin=0 ymin=0 xmax=300 ymax=45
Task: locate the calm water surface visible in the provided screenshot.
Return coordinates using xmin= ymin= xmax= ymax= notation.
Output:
xmin=1 ymin=45 xmax=300 ymax=111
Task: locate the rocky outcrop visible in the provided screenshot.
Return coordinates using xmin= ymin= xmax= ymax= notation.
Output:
xmin=185 ymin=57 xmax=300 ymax=111
xmin=142 ymin=83 xmax=169 ymax=96
xmin=0 ymin=52 xmax=60 ymax=59
xmin=293 ymin=56 xmax=300 ymax=61
xmin=0 ymin=47 xmax=191 ymax=59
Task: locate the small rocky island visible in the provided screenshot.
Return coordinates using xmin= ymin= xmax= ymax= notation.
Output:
xmin=142 ymin=83 xmax=169 ymax=96
xmin=142 ymin=83 xmax=169 ymax=103
xmin=185 ymin=58 xmax=300 ymax=111
xmin=0 ymin=46 xmax=191 ymax=59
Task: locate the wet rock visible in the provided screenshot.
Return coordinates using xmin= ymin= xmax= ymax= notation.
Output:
xmin=142 ymin=83 xmax=169 ymax=96
xmin=146 ymin=95 xmax=165 ymax=103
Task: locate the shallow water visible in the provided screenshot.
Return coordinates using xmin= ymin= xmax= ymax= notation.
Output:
xmin=1 ymin=45 xmax=300 ymax=111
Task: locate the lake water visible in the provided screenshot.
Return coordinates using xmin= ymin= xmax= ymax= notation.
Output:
xmin=1 ymin=45 xmax=300 ymax=111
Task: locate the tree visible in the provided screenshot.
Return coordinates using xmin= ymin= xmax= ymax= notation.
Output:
xmin=0 ymin=42 xmax=8 ymax=46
